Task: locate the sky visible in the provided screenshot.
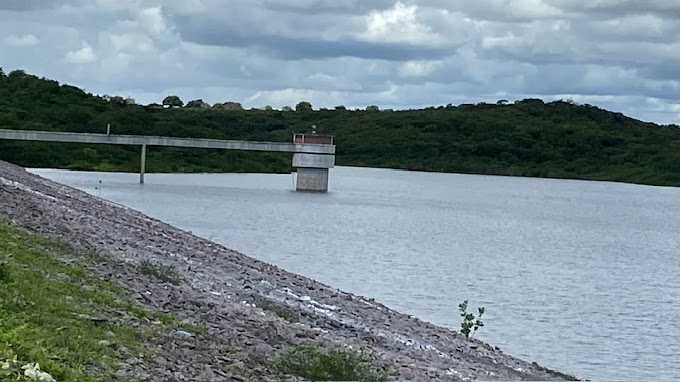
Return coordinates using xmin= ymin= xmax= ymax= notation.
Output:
xmin=1 ymin=0 xmax=679 ymax=124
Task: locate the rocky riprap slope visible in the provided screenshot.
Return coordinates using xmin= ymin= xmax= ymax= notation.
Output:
xmin=0 ymin=160 xmax=576 ymax=381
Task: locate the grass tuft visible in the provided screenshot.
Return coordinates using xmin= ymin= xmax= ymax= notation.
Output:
xmin=138 ymin=259 xmax=183 ymax=285
xmin=123 ymin=301 xmax=175 ymax=325
xmin=178 ymin=321 xmax=207 ymax=335
xmin=253 ymin=296 xmax=298 ymax=322
xmin=274 ymin=345 xmax=387 ymax=382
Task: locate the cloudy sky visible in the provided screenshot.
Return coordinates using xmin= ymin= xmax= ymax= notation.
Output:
xmin=1 ymin=0 xmax=679 ymax=123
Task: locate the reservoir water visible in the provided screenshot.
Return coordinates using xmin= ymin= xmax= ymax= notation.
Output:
xmin=30 ymin=166 xmax=680 ymax=381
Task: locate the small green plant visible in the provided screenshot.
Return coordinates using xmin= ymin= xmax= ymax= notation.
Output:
xmin=178 ymin=321 xmax=207 ymax=335
xmin=459 ymin=300 xmax=485 ymax=339
xmin=274 ymin=345 xmax=386 ymax=382
xmin=138 ymin=260 xmax=182 ymax=285
xmin=253 ymin=296 xmax=298 ymax=322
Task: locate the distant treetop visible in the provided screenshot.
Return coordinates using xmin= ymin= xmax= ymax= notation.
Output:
xmin=162 ymin=95 xmax=183 ymax=107
xmin=295 ymin=101 xmax=313 ymax=112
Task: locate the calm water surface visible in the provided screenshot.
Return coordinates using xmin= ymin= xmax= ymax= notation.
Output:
xmin=30 ymin=167 xmax=680 ymax=382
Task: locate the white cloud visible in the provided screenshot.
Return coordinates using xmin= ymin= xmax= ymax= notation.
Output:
xmin=504 ymin=0 xmax=563 ymax=19
xmin=399 ymin=60 xmax=441 ymax=77
xmin=105 ymin=32 xmax=155 ymax=54
xmin=4 ymin=33 xmax=39 ymax=47
xmin=361 ymin=2 xmax=441 ymax=45
xmin=137 ymin=6 xmax=171 ymax=38
xmin=64 ymin=42 xmax=97 ymax=64
xmin=481 ymin=33 xmax=523 ymax=50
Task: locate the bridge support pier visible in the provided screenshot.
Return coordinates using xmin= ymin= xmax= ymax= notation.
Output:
xmin=140 ymin=143 xmax=146 ymax=184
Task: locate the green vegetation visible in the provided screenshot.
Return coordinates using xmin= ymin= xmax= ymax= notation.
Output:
xmin=253 ymin=296 xmax=299 ymax=322
xmin=2 ymin=68 xmax=680 ymax=186
xmin=138 ymin=259 xmax=183 ymax=285
xmin=177 ymin=321 xmax=207 ymax=336
xmin=122 ymin=300 xmax=175 ymax=325
xmin=458 ymin=300 xmax=485 ymax=339
xmin=274 ymin=345 xmax=387 ymax=382
xmin=0 ymin=222 xmax=146 ymax=381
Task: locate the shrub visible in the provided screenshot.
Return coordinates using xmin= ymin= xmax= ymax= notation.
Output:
xmin=274 ymin=345 xmax=386 ymax=382
xmin=253 ymin=296 xmax=298 ymax=322
xmin=459 ymin=300 xmax=485 ymax=339
xmin=138 ymin=260 xmax=182 ymax=285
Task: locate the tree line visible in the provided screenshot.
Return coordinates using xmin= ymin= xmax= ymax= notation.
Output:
xmin=2 ymin=68 xmax=680 ymax=186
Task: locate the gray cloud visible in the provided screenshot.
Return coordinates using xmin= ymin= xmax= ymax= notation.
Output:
xmin=174 ymin=27 xmax=449 ymax=60
xmin=0 ymin=0 xmax=678 ymax=123
xmin=0 ymin=0 xmax=84 ymax=11
xmin=165 ymin=1 xmax=454 ymax=60
xmin=553 ymin=0 xmax=680 ymax=19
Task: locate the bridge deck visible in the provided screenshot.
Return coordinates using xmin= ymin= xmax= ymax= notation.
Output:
xmin=0 ymin=129 xmax=335 ymax=154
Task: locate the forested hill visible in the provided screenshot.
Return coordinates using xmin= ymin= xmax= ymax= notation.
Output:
xmin=2 ymin=68 xmax=680 ymax=186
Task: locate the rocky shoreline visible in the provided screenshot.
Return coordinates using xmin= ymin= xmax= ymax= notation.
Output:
xmin=0 ymin=160 xmax=577 ymax=381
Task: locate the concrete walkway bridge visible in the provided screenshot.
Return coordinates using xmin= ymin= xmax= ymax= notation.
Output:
xmin=0 ymin=128 xmax=335 ymax=192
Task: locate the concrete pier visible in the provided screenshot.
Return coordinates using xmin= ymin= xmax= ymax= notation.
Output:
xmin=295 ymin=167 xmax=329 ymax=192
xmin=140 ymin=143 xmax=146 ymax=184
xmin=292 ymin=133 xmax=335 ymax=192
xmin=0 ymin=128 xmax=336 ymax=191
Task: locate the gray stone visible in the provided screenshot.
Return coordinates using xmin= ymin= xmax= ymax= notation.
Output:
xmin=115 ymin=369 xmax=129 ymax=379
xmin=175 ymin=330 xmax=194 ymax=338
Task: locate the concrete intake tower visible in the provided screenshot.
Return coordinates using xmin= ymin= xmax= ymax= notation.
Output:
xmin=292 ymin=132 xmax=335 ymax=192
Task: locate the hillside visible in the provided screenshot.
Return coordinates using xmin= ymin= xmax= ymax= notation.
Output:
xmin=2 ymin=68 xmax=680 ymax=186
